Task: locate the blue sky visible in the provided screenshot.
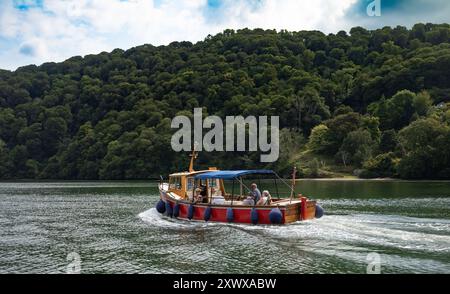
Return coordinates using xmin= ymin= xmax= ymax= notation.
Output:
xmin=0 ymin=0 xmax=449 ymax=70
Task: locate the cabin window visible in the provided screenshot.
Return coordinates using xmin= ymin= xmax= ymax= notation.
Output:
xmin=187 ymin=177 xmax=195 ymax=191
xmin=208 ymin=179 xmax=222 ymax=197
xmin=169 ymin=176 xmax=182 ymax=190
xmin=207 ymin=179 xmax=217 ymax=188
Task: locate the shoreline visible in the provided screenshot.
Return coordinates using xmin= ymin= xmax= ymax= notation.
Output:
xmin=296 ymin=177 xmax=450 ymax=182
xmin=1 ymin=178 xmax=450 ymax=183
xmin=296 ymin=177 xmax=389 ymax=181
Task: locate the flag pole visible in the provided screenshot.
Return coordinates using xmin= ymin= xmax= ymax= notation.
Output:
xmin=289 ymin=166 xmax=297 ymax=204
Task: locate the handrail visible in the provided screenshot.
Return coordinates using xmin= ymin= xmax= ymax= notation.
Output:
xmin=225 ymin=173 xmax=297 ymax=201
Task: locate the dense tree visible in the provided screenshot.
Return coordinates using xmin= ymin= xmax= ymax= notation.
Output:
xmin=413 ymin=91 xmax=433 ymax=116
xmin=319 ymin=111 xmax=380 ymax=156
xmin=0 ymin=139 xmax=13 ymax=178
xmin=362 ymin=152 xmax=398 ymax=178
xmin=397 ymin=118 xmax=450 ymax=179
xmin=337 ymin=129 xmax=374 ymax=167
xmin=0 ymin=24 xmax=449 ymax=179
xmin=379 ymin=129 xmax=398 ymax=153
xmin=308 ymin=124 xmax=332 ymax=153
xmin=368 ymin=90 xmax=417 ymax=130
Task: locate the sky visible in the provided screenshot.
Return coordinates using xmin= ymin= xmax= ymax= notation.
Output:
xmin=0 ymin=0 xmax=449 ymax=70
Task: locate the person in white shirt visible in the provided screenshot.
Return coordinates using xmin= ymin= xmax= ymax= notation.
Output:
xmin=257 ymin=190 xmax=271 ymax=205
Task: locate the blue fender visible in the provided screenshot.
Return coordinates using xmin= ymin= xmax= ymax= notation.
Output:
xmin=315 ymin=204 xmax=324 ymax=219
xmin=269 ymin=207 xmax=283 ymax=224
xmin=188 ymin=204 xmax=195 ymax=220
xmin=165 ymin=201 xmax=173 ymax=218
xmin=173 ymin=203 xmax=180 ymax=218
xmin=251 ymin=208 xmax=258 ymax=225
xmin=204 ymin=206 xmax=212 ymax=222
xmin=156 ymin=200 xmax=166 ymax=214
xmin=226 ymin=208 xmax=234 ymax=222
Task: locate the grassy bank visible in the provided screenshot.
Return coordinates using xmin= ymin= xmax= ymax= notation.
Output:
xmin=292 ymin=149 xmax=357 ymax=179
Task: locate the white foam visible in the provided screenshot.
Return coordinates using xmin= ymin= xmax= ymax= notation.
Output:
xmin=139 ymin=209 xmax=450 ymax=254
xmin=138 ymin=208 xmax=223 ymax=229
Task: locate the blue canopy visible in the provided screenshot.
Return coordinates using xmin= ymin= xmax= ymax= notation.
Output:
xmin=194 ymin=170 xmax=275 ymax=180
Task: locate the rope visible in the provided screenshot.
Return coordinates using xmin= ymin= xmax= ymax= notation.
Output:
xmin=274 ymin=172 xmax=297 ymax=194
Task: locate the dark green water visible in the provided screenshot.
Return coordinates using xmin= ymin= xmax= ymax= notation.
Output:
xmin=0 ymin=180 xmax=449 ymax=274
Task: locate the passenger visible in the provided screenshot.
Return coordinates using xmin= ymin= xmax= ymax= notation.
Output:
xmin=211 ymin=186 xmax=222 ymax=196
xmin=194 ymin=188 xmax=203 ymax=203
xmin=200 ymin=185 xmax=207 ymax=197
xmin=242 ymin=196 xmax=255 ymax=206
xmin=248 ymin=183 xmax=261 ymax=204
xmin=257 ymin=190 xmax=271 ymax=206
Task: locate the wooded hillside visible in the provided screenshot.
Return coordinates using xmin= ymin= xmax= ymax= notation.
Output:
xmin=0 ymin=23 xmax=449 ymax=179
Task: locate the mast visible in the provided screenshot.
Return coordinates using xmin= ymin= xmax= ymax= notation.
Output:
xmin=188 ymin=148 xmax=198 ymax=172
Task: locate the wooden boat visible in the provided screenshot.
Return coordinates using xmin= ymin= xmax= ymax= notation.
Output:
xmin=156 ymin=151 xmax=324 ymax=225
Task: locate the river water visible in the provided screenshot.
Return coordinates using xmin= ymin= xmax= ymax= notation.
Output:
xmin=0 ymin=180 xmax=449 ymax=274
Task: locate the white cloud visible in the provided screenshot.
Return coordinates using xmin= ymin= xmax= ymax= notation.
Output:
xmin=215 ymin=0 xmax=357 ymax=32
xmin=0 ymin=0 xmax=359 ymax=70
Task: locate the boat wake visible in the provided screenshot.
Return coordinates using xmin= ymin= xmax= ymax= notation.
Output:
xmin=139 ymin=207 xmax=450 ymax=272
xmin=139 ymin=208 xmax=450 ymax=253
xmin=138 ymin=208 xmax=219 ymax=230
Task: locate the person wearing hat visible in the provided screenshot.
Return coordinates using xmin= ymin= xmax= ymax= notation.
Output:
xmin=248 ymin=183 xmax=261 ymax=205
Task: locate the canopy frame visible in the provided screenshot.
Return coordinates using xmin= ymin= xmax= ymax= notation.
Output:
xmin=194 ymin=170 xmax=275 ymax=180
xmin=192 ymin=169 xmax=297 ymax=204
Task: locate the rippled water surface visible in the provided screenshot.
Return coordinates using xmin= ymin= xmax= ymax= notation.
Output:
xmin=0 ymin=180 xmax=449 ymax=273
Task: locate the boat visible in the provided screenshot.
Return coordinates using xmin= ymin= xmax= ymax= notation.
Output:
xmin=156 ymin=150 xmax=324 ymax=225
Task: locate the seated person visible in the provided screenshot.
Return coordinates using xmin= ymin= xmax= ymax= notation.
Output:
xmin=200 ymin=185 xmax=207 ymax=197
xmin=242 ymin=196 xmax=255 ymax=206
xmin=187 ymin=192 xmax=194 ymax=202
xmin=194 ymin=188 xmax=203 ymax=203
xmin=257 ymin=190 xmax=272 ymax=206
xmin=248 ymin=183 xmax=261 ymax=204
xmin=211 ymin=186 xmax=222 ymax=196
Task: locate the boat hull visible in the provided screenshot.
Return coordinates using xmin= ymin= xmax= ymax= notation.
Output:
xmin=158 ymin=184 xmax=318 ymax=225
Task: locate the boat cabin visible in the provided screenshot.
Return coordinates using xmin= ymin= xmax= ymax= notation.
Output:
xmin=157 ymin=151 xmax=323 ymax=224
xmin=166 ymin=169 xmax=281 ymax=206
xmin=167 ymin=169 xmax=224 ymax=202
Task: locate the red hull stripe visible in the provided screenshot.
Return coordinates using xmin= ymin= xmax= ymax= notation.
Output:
xmin=163 ymin=197 xmax=286 ymax=225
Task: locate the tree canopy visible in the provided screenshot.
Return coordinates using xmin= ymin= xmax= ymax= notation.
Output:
xmin=0 ymin=24 xmax=449 ymax=179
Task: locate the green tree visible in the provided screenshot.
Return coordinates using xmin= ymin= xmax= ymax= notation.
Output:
xmin=308 ymin=124 xmax=332 ymax=153
xmin=337 ymin=129 xmax=374 ymax=167
xmin=0 ymin=139 xmax=13 ymax=178
xmin=379 ymin=130 xmax=398 ymax=153
xmin=363 ymin=152 xmax=398 ymax=178
xmin=397 ymin=118 xmax=450 ymax=179
xmin=369 ymin=90 xmax=416 ymax=130
xmin=413 ymin=91 xmax=432 ymax=116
